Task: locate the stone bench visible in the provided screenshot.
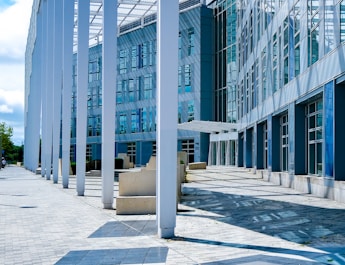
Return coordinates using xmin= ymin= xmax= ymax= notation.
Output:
xmin=116 ymin=168 xmax=156 ymax=215
xmin=118 ymin=169 xmax=156 ymax=196
xmin=116 ymin=196 xmax=156 ymax=215
xmin=117 ymin=153 xmax=134 ymax=169
xmin=116 ymin=153 xmax=186 ymax=215
xmin=188 ymin=162 xmax=207 ymax=170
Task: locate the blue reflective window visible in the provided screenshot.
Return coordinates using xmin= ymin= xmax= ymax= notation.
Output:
xmin=341 ymin=0 xmax=345 ymax=42
xmin=184 ymin=64 xmax=192 ymax=92
xmin=143 ymin=74 xmax=153 ymax=99
xmin=131 ymin=111 xmax=139 ymax=133
xmin=119 ymin=113 xmax=127 ymax=134
xmin=116 ymin=80 xmax=122 ymax=104
xmin=119 ymin=49 xmax=127 ymax=74
xmin=188 ymin=28 xmax=195 ymax=56
xmin=188 ymin=100 xmax=194 ymax=122
xmin=324 ymin=2 xmax=335 ymax=53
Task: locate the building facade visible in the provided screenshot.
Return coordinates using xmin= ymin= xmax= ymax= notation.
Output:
xmin=237 ymin=0 xmax=345 ymax=201
xmin=207 ymin=0 xmax=238 ymax=166
xmin=25 ymin=0 xmax=345 ymax=203
xmin=68 ymin=1 xmax=214 ymax=166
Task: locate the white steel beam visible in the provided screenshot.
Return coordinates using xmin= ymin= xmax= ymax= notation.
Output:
xmin=101 ymin=0 xmax=117 ymax=209
xmin=76 ymin=0 xmax=90 ymax=196
xmin=52 ymin=0 xmax=63 ymax=184
xmin=156 ymin=0 xmax=179 ymax=239
xmin=40 ymin=0 xmax=48 ymax=178
xmin=44 ymin=0 xmax=55 ymax=180
xmin=61 ymin=0 xmax=75 ymax=188
xmin=30 ymin=4 xmax=42 ymax=172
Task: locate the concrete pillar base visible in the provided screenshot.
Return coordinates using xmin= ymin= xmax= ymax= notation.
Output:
xmin=158 ymin=227 xmax=175 ymax=239
xmin=103 ymin=203 xmax=113 ymax=210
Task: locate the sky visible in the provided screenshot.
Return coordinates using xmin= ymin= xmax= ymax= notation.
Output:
xmin=0 ymin=0 xmax=33 ymax=145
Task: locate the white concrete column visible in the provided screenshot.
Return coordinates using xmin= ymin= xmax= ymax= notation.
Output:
xmin=52 ymin=0 xmax=63 ymax=184
xmin=44 ymin=0 xmax=55 ymax=180
xmin=156 ymin=0 xmax=179 ymax=239
xmin=101 ymin=0 xmax=117 ymax=209
xmin=61 ymin=0 xmax=74 ymax=188
xmin=30 ymin=6 xmax=42 ymax=172
xmin=76 ymin=0 xmax=90 ymax=196
xmin=207 ymin=141 xmax=213 ymax=166
xmin=216 ymin=141 xmax=221 ymax=166
xmin=225 ymin=140 xmax=230 ymax=166
xmin=40 ymin=0 xmax=48 ymax=178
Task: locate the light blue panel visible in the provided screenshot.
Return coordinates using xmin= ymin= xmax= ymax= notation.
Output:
xmin=92 ymin=143 xmax=101 ymax=161
xmin=253 ymin=125 xmax=257 ymax=169
xmin=238 ymin=132 xmax=244 ymax=167
xmin=136 ymin=141 xmax=153 ymax=166
xmin=256 ymin=123 xmax=264 ymax=169
xmin=243 ymin=130 xmax=247 ymax=167
xmin=115 ymin=142 xmax=127 ymax=157
xmin=294 ymin=104 xmax=306 ymax=174
xmin=245 ymin=128 xmax=253 ymax=168
xmin=267 ymin=115 xmax=272 ymax=171
xmin=289 ymin=16 xmax=295 ymax=80
xmin=200 ymin=133 xmax=209 ymax=163
xmin=288 ymin=103 xmax=295 ymax=175
xmin=324 ymin=81 xmax=334 ymax=177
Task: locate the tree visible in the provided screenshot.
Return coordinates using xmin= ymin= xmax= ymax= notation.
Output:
xmin=0 ymin=122 xmax=14 ymax=160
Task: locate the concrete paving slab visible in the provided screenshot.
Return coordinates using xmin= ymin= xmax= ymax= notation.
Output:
xmin=1 ymin=165 xmax=345 ymax=264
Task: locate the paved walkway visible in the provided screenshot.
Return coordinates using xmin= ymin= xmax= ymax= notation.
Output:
xmin=1 ymin=165 xmax=345 ymax=265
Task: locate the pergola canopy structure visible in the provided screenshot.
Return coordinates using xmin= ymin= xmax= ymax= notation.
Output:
xmin=178 ymin=120 xmax=238 ymax=134
xmin=26 ymin=0 xmax=187 ymax=239
xmin=73 ymin=0 xmax=204 ymax=48
xmin=75 ymin=0 xmax=157 ymax=47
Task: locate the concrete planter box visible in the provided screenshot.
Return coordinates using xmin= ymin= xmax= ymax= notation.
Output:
xmin=256 ymin=168 xmax=345 ymax=203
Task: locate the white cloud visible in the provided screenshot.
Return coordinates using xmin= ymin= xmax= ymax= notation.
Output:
xmin=0 ymin=64 xmax=25 ymax=108
xmin=0 ymin=0 xmax=33 ymax=61
xmin=0 ymin=104 xmax=13 ymax=113
xmin=0 ymin=0 xmax=33 ymax=145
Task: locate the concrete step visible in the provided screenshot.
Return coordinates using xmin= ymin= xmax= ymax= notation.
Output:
xmin=116 ymin=196 xmax=156 ymax=215
xmin=119 ymin=169 xmax=156 ymax=196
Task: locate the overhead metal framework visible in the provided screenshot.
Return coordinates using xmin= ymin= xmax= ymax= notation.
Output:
xmin=73 ymin=0 xmax=158 ymax=47
xmin=25 ymin=0 xmax=204 ymax=239
xmin=72 ymin=0 xmax=203 ymax=48
xmin=178 ymin=120 xmax=238 ymax=134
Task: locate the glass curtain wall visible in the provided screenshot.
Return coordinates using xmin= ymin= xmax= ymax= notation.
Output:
xmin=306 ymin=98 xmax=323 ymax=176
xmin=215 ymin=0 xmax=237 ymax=123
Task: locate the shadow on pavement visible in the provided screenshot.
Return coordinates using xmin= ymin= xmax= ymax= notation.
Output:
xmin=172 ymin=236 xmax=345 ymax=264
xmin=88 ymin=220 xmax=156 ymax=238
xmin=55 ymin=247 xmax=168 ymax=265
xmin=181 ymin=187 xmax=345 ymax=246
xmin=202 ymin=253 xmax=322 ymax=265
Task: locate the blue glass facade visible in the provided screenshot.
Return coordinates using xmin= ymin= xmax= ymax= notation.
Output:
xmin=324 ymin=81 xmax=334 ymax=178
xmin=69 ymin=3 xmax=214 ymax=166
xmin=24 ymin=0 xmax=345 ymax=203
xmin=237 ymin=0 xmax=345 ymax=198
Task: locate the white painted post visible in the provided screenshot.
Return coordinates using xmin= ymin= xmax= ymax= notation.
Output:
xmin=101 ymin=0 xmax=117 ymax=209
xmin=76 ymin=0 xmax=90 ymax=196
xmin=44 ymin=0 xmax=55 ymax=180
xmin=208 ymin=141 xmax=212 ymax=166
xmin=40 ymin=0 xmax=48 ymax=178
xmin=225 ymin=140 xmax=230 ymax=166
xmin=30 ymin=6 xmax=42 ymax=172
xmin=52 ymin=0 xmax=63 ymax=184
xmin=216 ymin=141 xmax=221 ymax=165
xmin=61 ymin=0 xmax=74 ymax=188
xmin=156 ymin=0 xmax=179 ymax=239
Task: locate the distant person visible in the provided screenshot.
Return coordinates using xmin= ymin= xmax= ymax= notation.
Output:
xmin=2 ymin=157 xmax=6 ymax=168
